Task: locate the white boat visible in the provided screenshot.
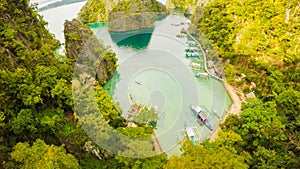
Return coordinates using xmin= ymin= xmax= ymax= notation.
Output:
xmin=196 ymin=72 xmax=209 ymax=78
xmin=178 ymin=122 xmax=201 ymax=145
xmin=191 ymin=62 xmax=201 ymax=69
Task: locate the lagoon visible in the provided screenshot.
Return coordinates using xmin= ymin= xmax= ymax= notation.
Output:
xmin=35 ymin=3 xmax=231 ymax=156
xmin=90 ymin=15 xmax=232 ymax=155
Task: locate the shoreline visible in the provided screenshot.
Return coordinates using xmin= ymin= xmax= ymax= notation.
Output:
xmin=186 ymin=30 xmax=242 ymax=141
xmin=108 ymin=27 xmax=155 ymax=34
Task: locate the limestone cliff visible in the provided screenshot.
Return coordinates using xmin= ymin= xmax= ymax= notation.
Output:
xmin=0 ymin=0 xmax=59 ymax=70
xmin=64 ymin=19 xmax=117 ymax=85
xmin=79 ymin=0 xmax=120 ymax=23
xmin=108 ymin=0 xmax=168 ymax=32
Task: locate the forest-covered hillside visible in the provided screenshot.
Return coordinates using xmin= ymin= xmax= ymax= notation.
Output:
xmin=111 ymin=0 xmax=167 ymax=13
xmin=108 ymin=0 xmax=168 ymax=32
xmin=79 ymin=0 xmax=119 ymax=23
xmin=1 ymin=0 xmax=299 ymax=168
xmin=166 ymin=0 xmax=300 ymax=168
xmin=0 ymin=0 xmax=80 ymax=167
xmin=0 ymin=1 xmax=167 ymax=168
xmin=166 ymin=0 xmax=206 ymax=14
xmin=79 ymin=0 xmax=168 ymax=31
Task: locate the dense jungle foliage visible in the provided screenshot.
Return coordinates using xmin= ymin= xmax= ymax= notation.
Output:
xmin=166 ymin=0 xmax=209 ymax=14
xmin=79 ymin=0 xmax=167 ymax=24
xmin=1 ymin=0 xmax=299 ymax=168
xmin=168 ymin=0 xmax=300 ymax=168
xmin=0 ymin=0 xmax=167 ymax=168
xmin=79 ymin=0 xmax=119 ymax=23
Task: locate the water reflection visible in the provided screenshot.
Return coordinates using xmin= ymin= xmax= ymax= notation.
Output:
xmin=109 ymin=28 xmax=154 ymax=50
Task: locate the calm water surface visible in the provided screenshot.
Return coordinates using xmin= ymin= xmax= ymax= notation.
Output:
xmin=36 ymin=3 xmax=231 ymax=156
xmin=91 ymin=15 xmax=232 ymax=155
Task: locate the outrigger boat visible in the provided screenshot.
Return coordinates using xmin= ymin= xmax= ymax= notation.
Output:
xmin=195 ymin=72 xmax=209 ymax=78
xmin=184 ymin=122 xmax=196 ymax=145
xmin=134 ymin=81 xmax=142 ymax=85
xmin=178 ymin=121 xmax=201 ymax=145
xmin=190 ymin=104 xmax=213 ymax=131
xmin=185 ymin=47 xmax=199 ymax=53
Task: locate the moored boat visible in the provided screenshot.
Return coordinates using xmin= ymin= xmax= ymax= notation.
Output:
xmin=190 ymin=104 xmax=213 ymax=131
xmin=196 ymin=72 xmax=209 ymax=78
xmin=184 ymin=122 xmax=196 ymax=145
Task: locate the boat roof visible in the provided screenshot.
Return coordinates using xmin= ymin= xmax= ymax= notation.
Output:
xmin=198 ymin=72 xmax=209 ymax=76
xmin=186 ymin=127 xmax=194 ymax=137
xmin=194 ymin=106 xmax=203 ymax=113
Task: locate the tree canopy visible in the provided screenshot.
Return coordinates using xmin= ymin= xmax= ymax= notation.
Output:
xmin=187 ymin=0 xmax=300 ymax=168
xmin=1 ymin=0 xmax=299 ymax=168
xmin=7 ymin=139 xmax=79 ymax=169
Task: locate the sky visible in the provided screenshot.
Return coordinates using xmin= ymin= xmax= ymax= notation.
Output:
xmin=157 ymin=0 xmax=167 ymax=4
xmin=30 ymin=0 xmax=168 ymax=11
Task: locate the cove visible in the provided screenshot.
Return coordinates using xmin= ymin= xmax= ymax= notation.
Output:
xmin=90 ymin=14 xmax=232 ymax=155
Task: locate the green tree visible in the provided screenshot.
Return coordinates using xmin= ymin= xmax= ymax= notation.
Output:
xmin=191 ymin=1 xmax=300 ymax=167
xmin=9 ymin=139 xmax=79 ymax=169
xmin=164 ymin=139 xmax=249 ymax=169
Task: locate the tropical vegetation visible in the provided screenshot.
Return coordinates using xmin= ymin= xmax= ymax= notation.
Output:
xmin=0 ymin=0 xmax=299 ymax=168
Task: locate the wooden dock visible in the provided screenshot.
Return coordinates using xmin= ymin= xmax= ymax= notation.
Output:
xmin=151 ymin=133 xmax=163 ymax=154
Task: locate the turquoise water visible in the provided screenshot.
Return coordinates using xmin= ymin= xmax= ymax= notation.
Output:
xmin=90 ymin=14 xmax=232 ymax=156
xmin=109 ymin=28 xmax=154 ymax=50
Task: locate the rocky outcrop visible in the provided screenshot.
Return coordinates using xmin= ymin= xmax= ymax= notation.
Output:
xmin=0 ymin=0 xmax=59 ymax=70
xmin=64 ymin=19 xmax=117 ymax=85
xmin=108 ymin=12 xmax=155 ymax=32
xmin=108 ymin=0 xmax=168 ymax=32
xmin=79 ymin=0 xmax=120 ymax=23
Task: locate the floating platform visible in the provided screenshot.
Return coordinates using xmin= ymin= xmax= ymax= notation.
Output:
xmin=125 ymin=104 xmax=143 ymax=120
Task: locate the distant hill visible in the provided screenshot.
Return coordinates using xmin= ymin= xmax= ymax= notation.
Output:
xmin=166 ymin=0 xmax=209 ymax=14
xmin=79 ymin=0 xmax=168 ymax=32
xmin=79 ymin=0 xmax=121 ymax=23
xmin=108 ymin=0 xmax=168 ymax=32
